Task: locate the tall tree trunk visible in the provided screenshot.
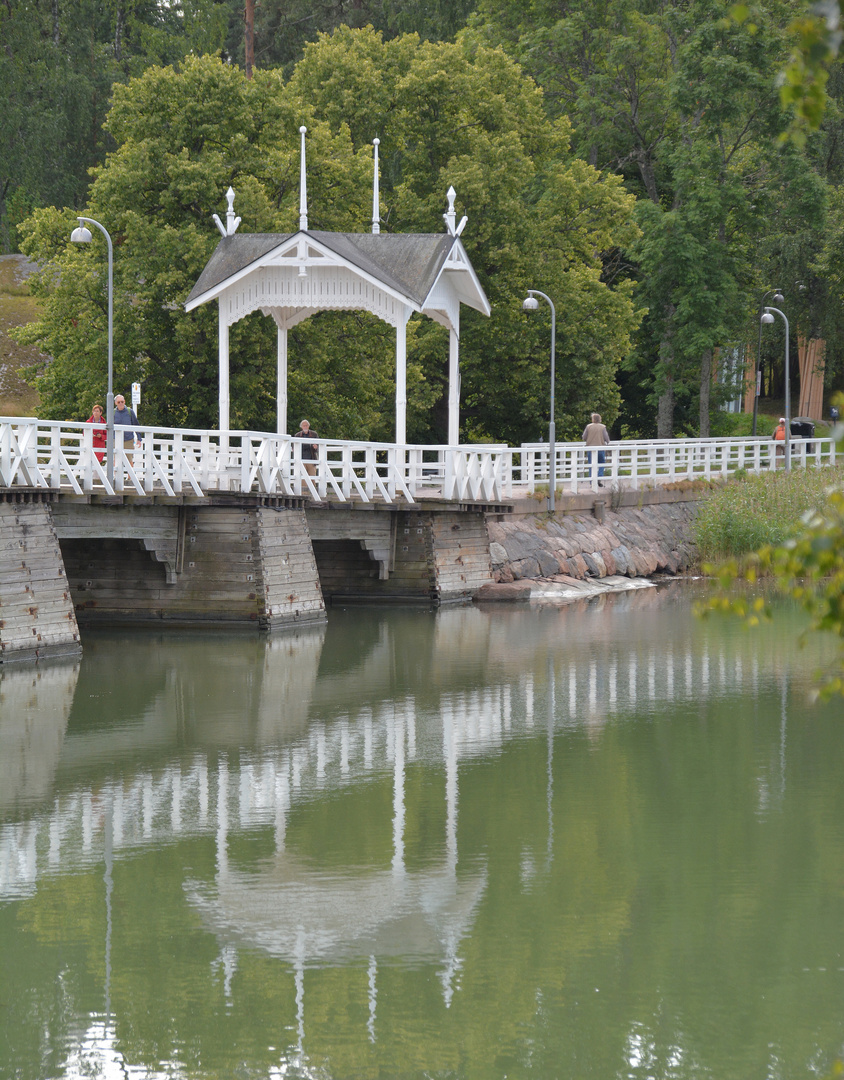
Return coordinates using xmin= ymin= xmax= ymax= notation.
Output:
xmin=244 ymin=0 xmax=255 ymax=79
xmin=699 ymin=347 xmax=712 ymax=437
xmin=114 ymin=4 xmax=124 ymax=62
xmin=657 ymin=380 xmax=674 ymax=438
xmin=52 ymin=0 xmax=59 ymax=45
xmin=657 ymin=304 xmax=676 ymax=438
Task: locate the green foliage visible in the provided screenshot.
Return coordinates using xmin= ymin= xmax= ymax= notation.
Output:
xmin=702 ymin=405 xmax=844 ymax=696
xmin=0 ymin=0 xmax=232 ymax=254
xmin=16 ymin=39 xmax=640 ymax=443
xmin=694 ymin=465 xmax=842 ymax=559
xmin=471 ymin=0 xmax=836 ymax=439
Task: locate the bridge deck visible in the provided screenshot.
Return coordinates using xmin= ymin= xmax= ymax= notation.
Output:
xmin=1 ymin=418 xmax=837 ymax=505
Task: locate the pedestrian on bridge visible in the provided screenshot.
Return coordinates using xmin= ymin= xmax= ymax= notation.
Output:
xmin=582 ymin=412 xmax=610 ymax=486
xmin=114 ymin=394 xmax=141 ymax=463
xmin=86 ymin=404 xmax=107 ymax=464
xmin=295 ymin=419 xmax=319 ymax=476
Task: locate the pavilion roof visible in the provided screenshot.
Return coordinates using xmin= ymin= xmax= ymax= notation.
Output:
xmin=185 ymin=230 xmax=479 ymax=313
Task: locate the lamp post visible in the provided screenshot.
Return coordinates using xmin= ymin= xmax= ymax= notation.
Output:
xmin=761 ymin=305 xmax=790 ymax=471
xmin=71 ymin=216 xmax=114 ymax=486
xmin=752 ymin=288 xmax=783 ymax=437
xmin=522 ymin=290 xmax=556 ymax=513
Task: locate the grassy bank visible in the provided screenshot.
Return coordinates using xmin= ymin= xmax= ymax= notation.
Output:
xmin=694 ymin=465 xmax=844 ymax=560
xmin=0 ymin=255 xmax=42 ymax=415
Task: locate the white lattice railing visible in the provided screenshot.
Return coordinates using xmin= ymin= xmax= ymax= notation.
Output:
xmin=0 ymin=418 xmax=838 ymax=503
xmin=512 ymin=435 xmax=839 ymax=495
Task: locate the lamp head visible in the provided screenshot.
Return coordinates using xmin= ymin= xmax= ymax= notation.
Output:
xmin=761 ymin=312 xmax=774 ymax=324
xmin=71 ymin=224 xmax=92 ymax=244
xmin=522 ymin=296 xmax=539 ymax=311
xmin=773 ymin=291 xmax=784 ymax=303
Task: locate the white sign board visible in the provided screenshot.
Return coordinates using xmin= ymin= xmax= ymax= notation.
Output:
xmin=131 ymin=382 xmax=141 ymax=408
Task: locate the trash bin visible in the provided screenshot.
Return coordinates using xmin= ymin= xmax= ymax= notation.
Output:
xmin=790 ymin=417 xmax=815 ymax=454
xmin=831 ymin=406 xmax=840 ymax=423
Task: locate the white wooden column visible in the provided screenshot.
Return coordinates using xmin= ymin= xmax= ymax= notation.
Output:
xmin=277 ymin=324 xmax=288 ymax=434
xmin=448 ymin=325 xmax=460 ymax=446
xmin=395 ymin=307 xmax=411 ymax=445
xmin=219 ymin=307 xmax=230 ymax=432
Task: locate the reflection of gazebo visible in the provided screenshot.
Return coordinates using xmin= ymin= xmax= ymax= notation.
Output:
xmin=185 ymin=130 xmax=490 ymax=444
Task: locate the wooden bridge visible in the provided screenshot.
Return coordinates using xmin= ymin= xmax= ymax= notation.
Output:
xmin=1 ymin=418 xmax=837 ymax=503
xmin=1 ymin=416 xmax=837 ymax=664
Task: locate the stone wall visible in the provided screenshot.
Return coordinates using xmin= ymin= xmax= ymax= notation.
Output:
xmin=487 ymin=500 xmax=700 ymax=583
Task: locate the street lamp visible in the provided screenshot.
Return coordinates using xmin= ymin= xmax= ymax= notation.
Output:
xmin=752 ymin=288 xmax=783 ymax=437
xmin=761 ymin=305 xmax=790 ymax=471
xmin=71 ymin=216 xmax=114 ymax=486
xmin=523 ymin=289 xmax=556 ymax=513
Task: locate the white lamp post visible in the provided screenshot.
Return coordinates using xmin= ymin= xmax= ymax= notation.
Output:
xmin=523 ymin=289 xmax=556 ymax=513
xmin=761 ymin=305 xmax=790 ymax=471
xmin=71 ymin=216 xmax=114 ymax=486
xmin=752 ymin=288 xmax=783 ymax=437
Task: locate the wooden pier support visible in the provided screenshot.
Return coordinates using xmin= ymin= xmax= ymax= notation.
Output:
xmin=0 ymin=492 xmax=81 ymax=662
xmin=57 ymin=497 xmax=325 ymax=630
xmin=309 ymin=506 xmax=493 ymax=603
xmin=2 ymin=494 xmax=498 ymax=658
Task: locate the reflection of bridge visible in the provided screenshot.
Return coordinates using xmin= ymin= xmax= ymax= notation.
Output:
xmin=0 ymin=594 xmax=815 ymax=1074
xmin=0 ymin=592 xmax=817 ymax=904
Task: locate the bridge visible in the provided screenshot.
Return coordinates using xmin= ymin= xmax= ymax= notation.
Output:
xmin=1 ymin=415 xmax=837 ymax=663
xmin=1 ymin=417 xmax=837 ymax=503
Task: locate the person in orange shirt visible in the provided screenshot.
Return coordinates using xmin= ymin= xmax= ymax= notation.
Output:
xmin=773 ymin=417 xmax=786 ymax=465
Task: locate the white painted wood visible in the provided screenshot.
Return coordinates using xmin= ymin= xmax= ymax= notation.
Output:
xmin=448 ymin=326 xmax=459 ymax=447
xmin=1 ymin=418 xmax=837 ymax=505
xmin=277 ymin=324 xmax=287 ymax=435
xmin=396 ymin=307 xmax=410 ymax=445
xmin=219 ymin=314 xmax=230 ymax=433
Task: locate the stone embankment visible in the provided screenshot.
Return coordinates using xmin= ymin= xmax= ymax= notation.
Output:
xmin=479 ymin=498 xmax=700 ymax=600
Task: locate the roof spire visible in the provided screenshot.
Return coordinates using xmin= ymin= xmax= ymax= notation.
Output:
xmin=299 ymin=126 xmax=308 ymax=232
xmin=443 ymin=186 xmax=468 ymax=237
xmin=212 ymin=187 xmax=241 ymax=238
xmin=372 ymin=138 xmax=381 ymax=235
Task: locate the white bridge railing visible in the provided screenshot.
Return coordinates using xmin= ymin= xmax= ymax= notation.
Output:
xmin=0 ymin=418 xmax=838 ymax=504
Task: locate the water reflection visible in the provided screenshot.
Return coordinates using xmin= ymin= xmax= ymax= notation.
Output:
xmin=0 ymin=585 xmax=830 ymax=901
xmin=1 ymin=583 xmax=842 ymax=1080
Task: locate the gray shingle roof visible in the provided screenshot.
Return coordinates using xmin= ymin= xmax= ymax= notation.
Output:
xmin=185 ymin=231 xmax=458 ymax=310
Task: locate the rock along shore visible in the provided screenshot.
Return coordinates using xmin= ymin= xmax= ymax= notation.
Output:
xmin=478 ymin=498 xmax=700 ymax=602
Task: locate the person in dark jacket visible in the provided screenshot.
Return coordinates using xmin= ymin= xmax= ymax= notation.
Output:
xmin=113 ymin=394 xmax=140 ymax=464
xmin=295 ymin=419 xmax=318 ymax=476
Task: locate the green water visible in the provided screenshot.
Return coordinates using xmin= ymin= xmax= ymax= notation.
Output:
xmin=1 ymin=582 xmax=843 ymax=1080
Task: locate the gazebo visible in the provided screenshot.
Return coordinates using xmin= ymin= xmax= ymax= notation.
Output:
xmin=185 ymin=129 xmax=491 ymax=445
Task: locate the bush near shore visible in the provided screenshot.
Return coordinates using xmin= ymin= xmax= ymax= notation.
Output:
xmin=694 ymin=465 xmax=844 ymax=560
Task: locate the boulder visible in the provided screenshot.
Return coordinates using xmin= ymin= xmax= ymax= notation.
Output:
xmin=537 ymin=549 xmax=561 ymax=578
xmin=476 ymin=580 xmax=533 ymax=601
xmin=489 ymin=541 xmax=509 ymax=567
xmin=510 ymin=556 xmax=541 ymax=580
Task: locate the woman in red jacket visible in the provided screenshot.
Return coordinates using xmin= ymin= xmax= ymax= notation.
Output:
xmin=86 ymin=403 xmax=107 ymax=463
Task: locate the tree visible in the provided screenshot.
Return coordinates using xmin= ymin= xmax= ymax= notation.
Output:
xmin=0 ymin=0 xmax=231 ymax=253
xmin=17 ymin=36 xmax=640 ymax=445
xmin=223 ymin=0 xmax=478 ymax=76
xmin=471 ymin=0 xmax=827 ymax=437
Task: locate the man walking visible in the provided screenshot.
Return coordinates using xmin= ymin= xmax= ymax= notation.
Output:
xmin=582 ymin=412 xmax=610 ymax=486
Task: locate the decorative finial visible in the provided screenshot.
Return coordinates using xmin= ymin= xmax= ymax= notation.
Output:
xmin=372 ymin=138 xmax=381 ymax=235
xmin=212 ymin=186 xmax=241 ymax=238
xmin=299 ymin=126 xmax=308 ymax=232
xmin=443 ymin=186 xmax=468 ymax=237
xmin=444 ymin=186 xmax=457 ymax=235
